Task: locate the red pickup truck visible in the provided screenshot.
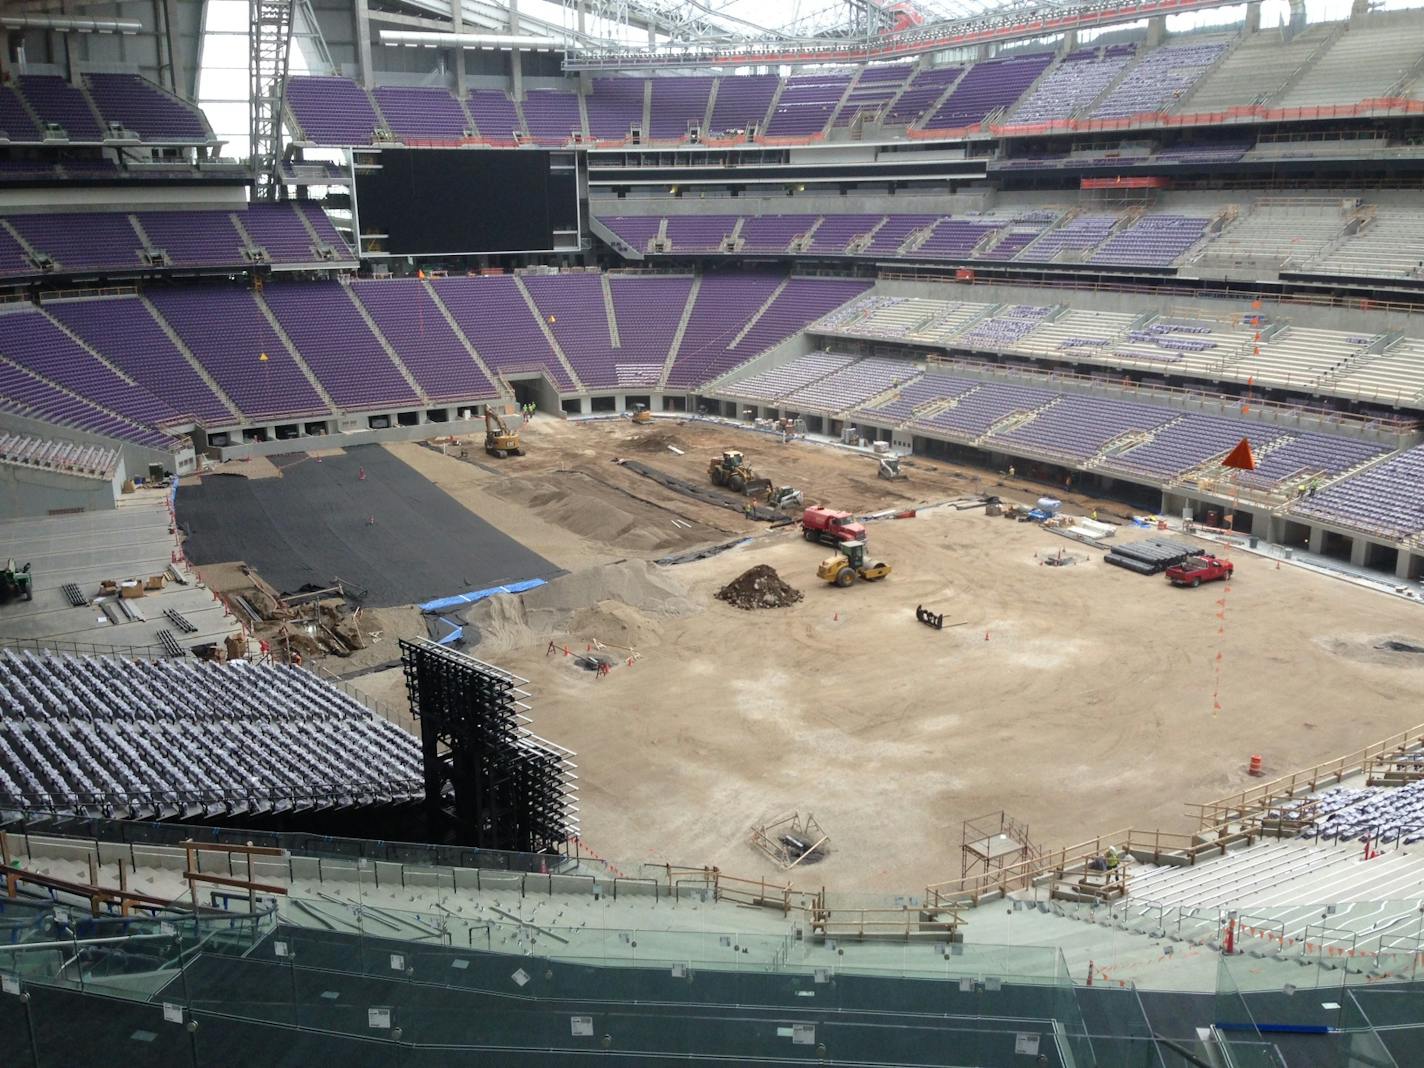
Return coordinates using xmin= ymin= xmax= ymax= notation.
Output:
xmin=1165 ymin=555 xmax=1234 ymax=587
xmin=801 ymin=506 xmax=866 ymax=547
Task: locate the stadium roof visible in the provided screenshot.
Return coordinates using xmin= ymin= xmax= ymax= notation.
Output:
xmin=380 ymin=0 xmax=1248 ymax=68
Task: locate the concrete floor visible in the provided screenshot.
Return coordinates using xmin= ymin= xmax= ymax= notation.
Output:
xmin=0 ymin=490 xmax=236 ymax=655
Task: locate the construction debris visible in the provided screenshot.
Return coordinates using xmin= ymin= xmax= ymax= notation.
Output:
xmin=750 ymin=812 xmax=829 ymax=870
xmin=716 ymin=565 xmax=803 ymax=610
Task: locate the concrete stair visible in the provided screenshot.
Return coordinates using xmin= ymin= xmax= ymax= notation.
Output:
xmin=601 ymin=275 xmax=621 ymax=348
xmin=422 ymin=280 xmax=506 ymax=401
xmin=657 ymin=276 xmax=701 ymax=389
xmin=513 ymin=275 xmax=584 ymax=390
xmin=727 ymin=278 xmax=788 ymax=349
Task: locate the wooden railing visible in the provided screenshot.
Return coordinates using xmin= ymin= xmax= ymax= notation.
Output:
xmin=1191 ymin=720 xmax=1424 ymax=828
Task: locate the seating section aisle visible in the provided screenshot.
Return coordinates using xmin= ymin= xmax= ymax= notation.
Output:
xmin=0 ymin=205 xmax=351 ymax=279
xmin=349 ymin=280 xmax=497 ymax=402
xmin=666 ymin=276 xmax=871 ymax=389
xmin=1292 ymin=446 xmax=1424 ymax=538
xmin=0 ymin=649 xmax=423 ymax=818
xmin=85 ymin=73 xmax=211 ymax=141
xmin=45 ymin=297 xmax=235 ymax=427
xmin=146 ymin=288 xmax=330 ymax=421
xmin=607 ymin=275 xmax=695 ymax=386
xmin=431 ymin=275 xmax=577 ymax=391
xmin=0 ymin=309 xmax=180 ymax=431
xmin=261 ymin=283 xmax=422 ymax=410
xmin=522 ymin=274 xmax=619 ymax=388
xmin=285 ymin=76 xmax=380 ymax=144
xmin=371 ymin=85 xmax=470 ymax=141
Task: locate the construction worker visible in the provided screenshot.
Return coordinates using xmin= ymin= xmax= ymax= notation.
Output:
xmin=1008 ymin=464 xmax=1016 ymax=479
xmin=1105 ymin=846 xmax=1120 ymax=871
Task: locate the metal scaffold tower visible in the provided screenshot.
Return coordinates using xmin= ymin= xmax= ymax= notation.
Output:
xmin=250 ymin=0 xmax=296 ymax=199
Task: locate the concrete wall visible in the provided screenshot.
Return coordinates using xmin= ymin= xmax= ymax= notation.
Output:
xmin=0 ymin=410 xmax=192 ymax=477
xmin=0 ymin=459 xmax=121 ymax=519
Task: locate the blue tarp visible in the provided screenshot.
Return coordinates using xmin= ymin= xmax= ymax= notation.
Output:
xmin=419 ymin=578 xmax=546 ymax=614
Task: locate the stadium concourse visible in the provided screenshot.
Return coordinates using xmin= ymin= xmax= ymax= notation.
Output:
xmin=8 ymin=0 xmax=1424 ymax=1063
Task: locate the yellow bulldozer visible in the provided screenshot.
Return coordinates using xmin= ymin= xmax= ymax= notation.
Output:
xmin=484 ymin=407 xmax=523 ymax=458
xmin=817 ymin=540 xmax=892 ymax=588
xmin=707 ymin=449 xmax=772 ymax=496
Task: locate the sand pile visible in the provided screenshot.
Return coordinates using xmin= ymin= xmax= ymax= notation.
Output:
xmin=465 ymin=559 xmax=695 ymax=652
xmin=716 ymin=565 xmax=803 ymax=611
xmin=489 ymin=473 xmax=717 ymax=553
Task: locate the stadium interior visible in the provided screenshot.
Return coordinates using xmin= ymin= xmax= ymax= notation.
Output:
xmin=6 ymin=0 xmax=1424 ymax=1063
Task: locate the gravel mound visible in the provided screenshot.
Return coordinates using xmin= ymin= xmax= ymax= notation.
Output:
xmin=716 ymin=565 xmax=803 ymax=611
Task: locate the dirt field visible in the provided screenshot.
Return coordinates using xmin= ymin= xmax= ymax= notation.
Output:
xmin=325 ymin=417 xmax=1424 ymax=895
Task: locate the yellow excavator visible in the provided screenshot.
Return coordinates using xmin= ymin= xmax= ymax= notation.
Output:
xmin=484 ymin=407 xmax=523 ymax=458
xmin=630 ymin=403 xmax=653 ymax=425
xmin=817 ymin=540 xmax=892 ymax=588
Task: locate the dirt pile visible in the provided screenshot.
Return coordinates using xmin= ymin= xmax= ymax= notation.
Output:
xmin=628 ymin=429 xmax=690 ymax=454
xmin=464 ymin=559 xmax=695 ymax=653
xmin=716 ymin=565 xmax=803 ymax=611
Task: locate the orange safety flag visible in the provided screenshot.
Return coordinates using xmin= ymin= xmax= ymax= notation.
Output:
xmin=1221 ymin=437 xmax=1257 ymax=472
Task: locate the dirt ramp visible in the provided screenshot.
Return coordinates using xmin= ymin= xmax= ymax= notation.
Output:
xmin=466 ymin=559 xmax=695 ymax=653
xmin=716 ymin=565 xmax=804 ymax=610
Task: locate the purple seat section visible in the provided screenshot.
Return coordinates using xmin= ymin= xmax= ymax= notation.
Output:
xmin=0 ymin=357 xmax=174 ymax=450
xmin=262 ymin=283 xmax=420 ymax=410
xmin=522 ymin=274 xmax=619 ymax=388
xmin=431 ymin=276 xmax=575 ymax=391
xmin=597 ymin=216 xmax=663 ymax=254
xmin=1092 ymin=42 xmax=1226 ymax=119
xmin=0 ymin=309 xmax=178 ymax=429
xmin=297 ymin=203 xmax=353 ymax=256
xmin=285 ymin=76 xmax=379 ymax=145
xmin=587 ymin=78 xmax=644 ymax=140
xmin=9 ymin=212 xmax=144 ymax=272
xmin=609 ymin=275 xmax=693 ymax=381
xmin=923 ymin=53 xmax=1053 ymax=129
xmin=885 ymin=67 xmax=963 ymax=125
xmin=0 ymin=85 xmax=40 ymax=141
xmin=522 ymin=90 xmax=582 ymax=144
xmin=0 ymin=225 xmax=34 ymax=276
xmin=1011 ymin=47 xmax=1135 ymax=123
xmin=806 ymin=214 xmax=885 ymax=254
xmin=371 ymin=86 xmax=470 ymax=141
xmin=86 ymin=73 xmax=209 ymax=140
xmin=991 ymin=394 xmax=1176 ymax=460
xmin=765 ymin=74 xmax=852 ymax=137
xmin=665 ymin=215 xmax=740 ymax=251
xmin=668 ymin=276 xmax=870 ymax=388
xmin=1295 ymin=446 xmax=1424 ymax=539
xmin=240 ymin=203 xmax=317 ymax=263
xmin=859 ymin=215 xmax=939 ymax=256
xmin=739 ymin=215 xmax=819 ymax=253
xmin=136 ymin=211 xmax=246 ymax=268
xmin=351 ymin=279 xmax=497 ymax=402
xmin=648 ymin=77 xmax=714 ymax=139
xmin=147 ymin=288 xmax=327 ymax=420
xmin=467 ymin=90 xmax=521 ymax=141
xmin=707 ymin=74 xmax=778 ymax=134
xmin=46 ymin=297 xmax=234 ymax=426
xmin=18 ymin=75 xmax=102 ymax=140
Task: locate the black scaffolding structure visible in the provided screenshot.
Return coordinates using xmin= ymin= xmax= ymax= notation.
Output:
xmin=399 ymin=638 xmax=578 ymax=854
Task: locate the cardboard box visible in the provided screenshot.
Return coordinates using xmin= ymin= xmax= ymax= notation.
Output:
xmin=145 ymin=574 xmax=167 ymax=591
xmin=119 ymin=580 xmax=145 ymax=599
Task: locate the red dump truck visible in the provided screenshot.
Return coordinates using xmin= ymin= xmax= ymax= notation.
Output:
xmin=1165 ymin=555 xmax=1234 ymax=588
xmin=801 ymin=506 xmax=867 ymax=547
